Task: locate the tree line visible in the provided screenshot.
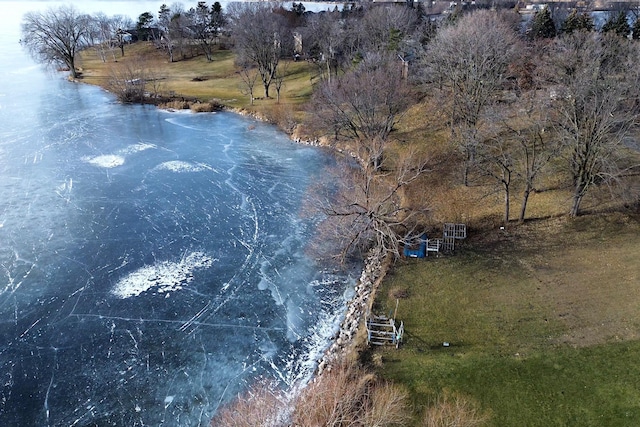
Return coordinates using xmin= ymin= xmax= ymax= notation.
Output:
xmin=21 ymin=2 xmax=640 ymax=265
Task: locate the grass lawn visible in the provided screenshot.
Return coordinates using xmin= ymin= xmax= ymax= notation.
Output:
xmin=374 ymin=213 xmax=640 ymax=426
xmin=78 ymin=42 xmax=316 ymax=112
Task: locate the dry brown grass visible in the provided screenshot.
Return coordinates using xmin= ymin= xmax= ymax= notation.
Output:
xmin=211 ymin=363 xmax=411 ymax=427
xmin=210 ymin=382 xmax=285 ymax=427
xmin=79 ymin=42 xmax=316 ymax=112
xmin=422 ymin=393 xmax=489 ymax=427
xmin=292 ymin=363 xmax=410 ymax=427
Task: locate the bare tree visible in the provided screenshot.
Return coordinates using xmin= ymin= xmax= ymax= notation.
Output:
xmin=87 ymin=14 xmax=133 ymax=61
xmin=475 ymin=128 xmax=516 ymax=227
xmin=112 ymin=15 xmax=134 ymax=57
xmin=509 ymin=97 xmax=558 ymax=223
xmin=157 ymin=3 xmax=191 ymax=62
xmin=107 ymin=58 xmax=149 ymax=103
xmin=237 ymin=62 xmax=259 ymax=106
xmin=317 ymin=149 xmax=431 ymax=264
xmin=546 ymin=32 xmax=640 ymax=216
xmin=475 ymin=87 xmax=559 ymax=226
xmin=87 ymin=13 xmax=114 ymax=62
xmin=302 ymin=11 xmax=343 ymax=83
xmin=21 ymin=5 xmax=91 ymax=79
xmin=311 ymin=55 xmax=412 ymax=171
xmin=157 ymin=4 xmax=176 ymax=62
xmin=273 ymin=60 xmax=290 ymax=104
xmin=229 ymin=2 xmax=291 ymax=98
xmin=421 ymin=10 xmax=520 ymax=186
xmin=357 ymin=5 xmax=418 ymax=54
xmin=169 ymin=3 xmax=192 ymax=60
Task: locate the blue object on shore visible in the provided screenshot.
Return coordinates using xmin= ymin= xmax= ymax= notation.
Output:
xmin=403 ymin=233 xmax=427 ymax=258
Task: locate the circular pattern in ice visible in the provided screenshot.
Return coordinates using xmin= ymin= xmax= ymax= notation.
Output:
xmin=112 ymin=252 xmax=214 ymax=298
xmin=83 ymin=154 xmax=125 ymax=168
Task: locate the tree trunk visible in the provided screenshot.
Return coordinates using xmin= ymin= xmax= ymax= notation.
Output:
xmin=519 ymin=184 xmax=532 ymax=224
xmin=503 ymin=183 xmax=510 ymax=227
xmin=463 ymin=161 xmax=469 ymax=186
xmin=69 ymin=58 xmax=78 ymax=78
xmin=570 ymin=192 xmax=583 ymax=217
xmin=326 ymin=58 xmax=331 ymax=84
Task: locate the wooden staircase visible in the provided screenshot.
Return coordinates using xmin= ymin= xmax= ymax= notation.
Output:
xmin=366 ymin=314 xmax=404 ymax=348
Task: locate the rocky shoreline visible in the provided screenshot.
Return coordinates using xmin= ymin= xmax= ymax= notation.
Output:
xmin=226 ymin=105 xmax=387 ymax=376
xmin=315 ymin=246 xmax=390 ymax=376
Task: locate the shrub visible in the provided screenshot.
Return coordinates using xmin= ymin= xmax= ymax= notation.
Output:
xmin=210 ymin=381 xmax=286 ymax=427
xmin=211 ymin=363 xmax=410 ymax=427
xmin=422 ymin=393 xmax=489 ymax=427
xmin=291 ymin=362 xmax=410 ymax=427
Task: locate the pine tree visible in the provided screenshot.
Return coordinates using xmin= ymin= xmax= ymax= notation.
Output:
xmin=529 ymin=7 xmax=556 ymax=39
xmin=632 ymin=17 xmax=640 ymax=40
xmin=561 ymin=9 xmax=594 ymax=34
xmin=601 ymin=10 xmax=630 ymax=38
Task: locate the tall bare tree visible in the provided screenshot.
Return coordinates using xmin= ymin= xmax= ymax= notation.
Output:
xmin=318 ymin=150 xmax=431 ymax=264
xmin=237 ymin=62 xmax=259 ymax=106
xmin=357 ymin=5 xmax=418 ymax=54
xmin=87 ymin=13 xmax=114 ymax=62
xmin=157 ymin=3 xmax=191 ymax=62
xmin=546 ymin=32 xmax=640 ymax=216
xmin=302 ymin=11 xmax=343 ymax=83
xmin=229 ymin=2 xmax=291 ymax=98
xmin=21 ymin=5 xmax=91 ymax=79
xmin=421 ymin=10 xmax=520 ymax=186
xmin=311 ymin=55 xmax=412 ymax=171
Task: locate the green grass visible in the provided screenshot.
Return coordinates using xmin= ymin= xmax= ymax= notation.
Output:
xmin=374 ymin=213 xmax=640 ymax=426
xmin=381 ymin=342 xmax=640 ymax=426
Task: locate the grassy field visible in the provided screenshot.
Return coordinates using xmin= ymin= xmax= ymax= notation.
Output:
xmin=78 ymin=42 xmax=316 ymax=114
xmin=374 ymin=213 xmax=640 ymax=426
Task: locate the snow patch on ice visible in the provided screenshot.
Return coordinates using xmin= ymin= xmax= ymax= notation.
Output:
xmin=83 ymin=154 xmax=125 ymax=168
xmin=155 ymin=160 xmax=211 ymax=173
xmin=112 ymin=252 xmax=214 ymax=298
xmin=82 ymin=143 xmax=155 ymax=169
xmin=120 ymin=142 xmax=156 ymax=155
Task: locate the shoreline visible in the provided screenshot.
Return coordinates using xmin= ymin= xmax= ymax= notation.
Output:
xmin=315 ymin=246 xmax=390 ymax=376
xmin=77 ymin=72 xmax=383 ymax=381
xmin=149 ymin=93 xmax=386 ymax=379
xmin=160 ymin=99 xmax=383 ymax=377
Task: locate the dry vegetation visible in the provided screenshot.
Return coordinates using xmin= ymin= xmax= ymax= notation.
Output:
xmin=211 ymin=363 xmax=410 ymax=427
xmin=78 ymin=41 xmax=315 ymax=116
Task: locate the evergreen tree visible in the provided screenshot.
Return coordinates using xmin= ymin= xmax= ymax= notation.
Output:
xmin=632 ymin=17 xmax=640 ymax=40
xmin=561 ymin=9 xmax=594 ymax=34
xmin=601 ymin=10 xmax=630 ymax=38
xmin=529 ymin=7 xmax=556 ymax=39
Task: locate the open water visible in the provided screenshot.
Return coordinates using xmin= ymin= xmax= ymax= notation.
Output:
xmin=0 ymin=1 xmax=355 ymax=425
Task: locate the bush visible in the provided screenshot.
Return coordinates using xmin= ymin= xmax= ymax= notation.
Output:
xmin=422 ymin=393 xmax=489 ymax=427
xmin=210 ymin=363 xmax=411 ymax=427
xmin=210 ymin=381 xmax=285 ymax=427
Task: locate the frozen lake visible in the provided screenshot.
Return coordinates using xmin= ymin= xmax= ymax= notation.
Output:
xmin=0 ymin=2 xmax=356 ymax=425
